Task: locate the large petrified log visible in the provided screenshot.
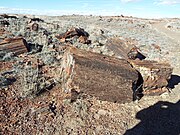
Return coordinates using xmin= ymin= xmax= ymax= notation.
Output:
xmin=129 ymin=59 xmax=173 ymax=95
xmin=0 ymin=37 xmax=29 ymax=55
xmin=60 ymin=47 xmax=140 ymax=103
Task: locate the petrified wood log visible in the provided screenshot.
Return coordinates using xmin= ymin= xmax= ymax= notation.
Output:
xmin=105 ymin=38 xmax=146 ymax=60
xmin=129 ymin=59 xmax=173 ymax=95
xmin=0 ymin=37 xmax=29 ymax=55
xmin=60 ymin=47 xmax=139 ymax=103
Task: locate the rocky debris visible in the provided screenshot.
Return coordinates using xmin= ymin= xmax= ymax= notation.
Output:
xmin=0 ymin=20 xmax=10 ymax=27
xmin=0 ymin=73 xmax=16 ymax=87
xmin=78 ymin=35 xmax=91 ymax=44
xmin=166 ymin=21 xmax=180 ymax=32
xmin=56 ymin=27 xmax=91 ymax=44
xmin=105 ymin=38 xmax=146 ymax=60
xmin=151 ymin=43 xmax=161 ymax=52
xmin=129 ymin=59 xmax=173 ymax=95
xmin=29 ymin=17 xmax=44 ymax=23
xmin=27 ymin=22 xmax=39 ymax=31
xmin=0 ymin=61 xmax=16 ymax=89
xmin=31 ymin=23 xmax=39 ymax=31
xmin=0 ymin=28 xmax=5 ymax=36
xmin=0 ymin=61 xmax=14 ymax=73
xmin=60 ymin=47 xmax=140 ymax=103
xmin=0 ymin=14 xmax=17 ymax=19
xmin=15 ymin=52 xmax=62 ymax=97
xmin=127 ymin=47 xmax=146 ymax=60
xmin=0 ymin=37 xmax=29 ymax=55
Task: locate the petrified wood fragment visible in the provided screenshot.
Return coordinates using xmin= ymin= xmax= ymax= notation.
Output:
xmin=56 ymin=27 xmax=90 ymax=44
xmin=60 ymin=47 xmax=139 ymax=103
xmin=27 ymin=22 xmax=39 ymax=31
xmin=129 ymin=59 xmax=173 ymax=95
xmin=31 ymin=23 xmax=39 ymax=31
xmin=29 ymin=18 xmax=44 ymax=23
xmin=78 ymin=36 xmax=91 ymax=44
xmin=0 ymin=37 xmax=29 ymax=55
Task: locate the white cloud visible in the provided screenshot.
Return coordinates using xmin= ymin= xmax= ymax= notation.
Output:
xmin=0 ymin=7 xmax=127 ymax=16
xmin=121 ymin=0 xmax=140 ymax=3
xmin=154 ymin=0 xmax=180 ymax=5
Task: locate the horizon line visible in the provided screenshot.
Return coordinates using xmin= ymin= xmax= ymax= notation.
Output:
xmin=0 ymin=7 xmax=180 ymax=19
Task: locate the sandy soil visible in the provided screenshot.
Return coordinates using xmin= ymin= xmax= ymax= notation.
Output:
xmin=152 ymin=21 xmax=180 ymax=94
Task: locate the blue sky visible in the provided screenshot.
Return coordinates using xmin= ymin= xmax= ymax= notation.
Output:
xmin=0 ymin=0 xmax=179 ymax=18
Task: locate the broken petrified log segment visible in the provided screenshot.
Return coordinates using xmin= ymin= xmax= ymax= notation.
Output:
xmin=105 ymin=38 xmax=172 ymax=95
xmin=60 ymin=47 xmax=140 ymax=103
xmin=105 ymin=38 xmax=146 ymax=60
xmin=0 ymin=37 xmax=29 ymax=55
xmin=129 ymin=59 xmax=173 ymax=95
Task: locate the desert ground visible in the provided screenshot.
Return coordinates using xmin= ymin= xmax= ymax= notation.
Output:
xmin=0 ymin=14 xmax=180 ymax=135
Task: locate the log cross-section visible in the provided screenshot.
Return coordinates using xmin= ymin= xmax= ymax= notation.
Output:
xmin=60 ymin=47 xmax=139 ymax=103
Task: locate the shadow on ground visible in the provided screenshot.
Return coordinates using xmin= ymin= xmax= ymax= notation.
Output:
xmin=167 ymin=75 xmax=180 ymax=89
xmin=124 ymin=100 xmax=180 ymax=135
